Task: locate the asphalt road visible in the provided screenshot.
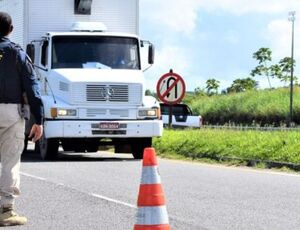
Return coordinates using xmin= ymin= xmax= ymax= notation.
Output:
xmin=5 ymin=145 xmax=300 ymax=229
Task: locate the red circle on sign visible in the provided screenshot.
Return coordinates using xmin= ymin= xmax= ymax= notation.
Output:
xmin=156 ymin=72 xmax=186 ymax=104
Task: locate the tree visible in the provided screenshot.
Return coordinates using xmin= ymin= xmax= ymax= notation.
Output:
xmin=269 ymin=64 xmax=282 ymax=80
xmin=205 ymin=78 xmax=220 ymax=95
xmin=251 ymin=47 xmax=273 ymax=88
xmin=145 ymin=89 xmax=152 ymax=96
xmin=227 ymin=77 xmax=258 ymax=93
xmin=145 ymin=89 xmax=157 ymax=98
xmin=278 ymin=57 xmax=297 ymax=85
xmin=194 ymin=86 xmax=206 ymax=96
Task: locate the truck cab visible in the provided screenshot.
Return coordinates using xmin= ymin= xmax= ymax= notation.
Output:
xmin=26 ymin=23 xmax=162 ymax=160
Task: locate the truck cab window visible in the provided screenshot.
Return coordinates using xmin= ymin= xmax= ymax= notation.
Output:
xmin=41 ymin=41 xmax=48 ymax=67
xmin=51 ymin=36 xmax=140 ymax=70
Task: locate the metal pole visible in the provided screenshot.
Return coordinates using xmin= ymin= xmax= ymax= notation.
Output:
xmin=168 ymin=105 xmax=173 ymax=128
xmin=288 ymin=11 xmax=296 ymax=127
xmin=168 ymin=69 xmax=173 ymax=128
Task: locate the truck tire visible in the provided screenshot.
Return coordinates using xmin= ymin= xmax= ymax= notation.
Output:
xmin=131 ymin=138 xmax=152 ymax=159
xmin=36 ymin=136 xmax=59 ymax=160
xmin=86 ymin=145 xmax=99 ymax=153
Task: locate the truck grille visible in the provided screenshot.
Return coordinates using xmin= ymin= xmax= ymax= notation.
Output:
xmin=86 ymin=85 xmax=128 ymax=102
xmin=71 ymin=83 xmax=142 ymax=105
xmin=86 ymin=109 xmax=129 ymax=118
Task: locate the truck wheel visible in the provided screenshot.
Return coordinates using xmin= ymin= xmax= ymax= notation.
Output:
xmin=86 ymin=145 xmax=99 ymax=153
xmin=36 ymin=136 xmax=59 ymax=160
xmin=131 ymin=138 xmax=152 ymax=159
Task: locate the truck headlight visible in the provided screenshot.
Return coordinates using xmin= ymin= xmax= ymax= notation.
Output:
xmin=51 ymin=108 xmax=77 ymax=118
xmin=138 ymin=108 xmax=160 ymax=118
xmin=58 ymin=109 xmax=77 ymax=116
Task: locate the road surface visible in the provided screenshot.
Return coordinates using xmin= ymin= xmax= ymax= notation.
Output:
xmin=5 ymin=146 xmax=300 ymax=229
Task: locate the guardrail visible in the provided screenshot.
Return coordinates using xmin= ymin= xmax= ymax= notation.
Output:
xmin=201 ymin=125 xmax=300 ymax=131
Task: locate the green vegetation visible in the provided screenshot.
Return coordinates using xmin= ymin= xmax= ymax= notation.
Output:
xmin=149 ymin=47 xmax=300 ymax=170
xmin=178 ymin=46 xmax=299 ymax=126
xmin=153 ymin=129 xmax=300 ymax=166
xmin=250 ymin=47 xmax=297 ymax=88
xmin=185 ymin=86 xmax=300 ymax=126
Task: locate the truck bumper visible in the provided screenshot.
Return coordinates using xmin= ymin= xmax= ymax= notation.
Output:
xmin=43 ymin=119 xmax=163 ymax=138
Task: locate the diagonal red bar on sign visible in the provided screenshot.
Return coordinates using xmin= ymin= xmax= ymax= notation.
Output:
xmin=161 ymin=76 xmax=180 ymax=99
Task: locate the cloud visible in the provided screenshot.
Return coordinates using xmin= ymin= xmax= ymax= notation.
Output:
xmin=141 ymin=0 xmax=200 ymax=35
xmin=141 ymin=0 xmax=299 ymax=35
xmin=144 ymin=45 xmax=192 ymax=90
xmin=155 ymin=46 xmax=190 ymax=73
xmin=266 ymin=18 xmax=300 ymax=63
xmin=140 ymin=0 xmax=300 ymax=90
xmin=203 ymin=0 xmax=297 ymax=15
xmin=266 ymin=20 xmax=291 ymax=59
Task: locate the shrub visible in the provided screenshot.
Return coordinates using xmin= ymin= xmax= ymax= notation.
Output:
xmin=187 ymin=87 xmax=300 ymax=126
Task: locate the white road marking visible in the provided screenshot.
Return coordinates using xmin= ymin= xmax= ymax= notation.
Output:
xmin=20 ymin=172 xmax=136 ymax=209
xmin=20 ymin=172 xmax=46 ymax=181
xmin=90 ymin=193 xmax=136 ymax=209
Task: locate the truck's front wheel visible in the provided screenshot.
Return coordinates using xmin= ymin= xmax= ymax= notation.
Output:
xmin=131 ymin=138 xmax=152 ymax=159
xmin=36 ymin=136 xmax=59 ymax=160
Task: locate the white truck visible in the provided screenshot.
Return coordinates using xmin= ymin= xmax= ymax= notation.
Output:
xmin=0 ymin=0 xmax=163 ymax=160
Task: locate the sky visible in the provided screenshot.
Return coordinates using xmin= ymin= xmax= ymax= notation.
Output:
xmin=139 ymin=0 xmax=300 ymax=92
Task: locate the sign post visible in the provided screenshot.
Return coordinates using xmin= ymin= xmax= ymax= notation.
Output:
xmin=156 ymin=69 xmax=186 ymax=128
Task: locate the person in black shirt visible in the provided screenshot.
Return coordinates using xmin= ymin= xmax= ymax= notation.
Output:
xmin=0 ymin=11 xmax=43 ymax=226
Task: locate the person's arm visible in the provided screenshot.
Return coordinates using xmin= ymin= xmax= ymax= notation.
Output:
xmin=17 ymin=50 xmax=44 ymax=142
xmin=17 ymin=50 xmax=44 ymax=125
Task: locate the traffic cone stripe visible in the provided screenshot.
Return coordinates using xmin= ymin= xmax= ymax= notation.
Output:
xmin=135 ymin=206 xmax=169 ymax=225
xmin=138 ymin=184 xmax=165 ymax=206
xmin=142 ymin=148 xmax=158 ymax=166
xmin=134 ymin=225 xmax=171 ymax=230
xmin=141 ymin=166 xmax=161 ymax=184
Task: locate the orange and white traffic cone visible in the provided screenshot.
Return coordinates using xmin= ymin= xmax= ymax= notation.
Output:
xmin=134 ymin=147 xmax=171 ymax=230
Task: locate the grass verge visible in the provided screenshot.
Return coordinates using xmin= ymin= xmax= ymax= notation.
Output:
xmin=186 ymin=87 xmax=300 ymax=126
xmin=153 ymin=129 xmax=300 ymax=171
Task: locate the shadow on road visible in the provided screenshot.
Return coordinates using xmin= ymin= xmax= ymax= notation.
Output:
xmin=21 ymin=150 xmax=140 ymax=163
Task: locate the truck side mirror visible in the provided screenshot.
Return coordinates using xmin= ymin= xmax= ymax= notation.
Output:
xmin=26 ymin=44 xmax=35 ymax=63
xmin=148 ymin=44 xmax=155 ymax=64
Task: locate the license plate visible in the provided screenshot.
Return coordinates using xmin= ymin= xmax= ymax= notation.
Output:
xmin=99 ymin=122 xmax=120 ymax=129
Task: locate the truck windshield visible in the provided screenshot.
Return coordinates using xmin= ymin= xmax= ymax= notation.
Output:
xmin=52 ymin=36 xmax=140 ymax=70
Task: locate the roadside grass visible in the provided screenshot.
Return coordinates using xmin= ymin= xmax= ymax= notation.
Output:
xmin=186 ymin=86 xmax=300 ymax=126
xmin=153 ymin=129 xmax=300 ymax=171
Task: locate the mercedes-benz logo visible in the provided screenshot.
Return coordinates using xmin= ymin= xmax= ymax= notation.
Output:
xmin=99 ymin=86 xmax=115 ymax=100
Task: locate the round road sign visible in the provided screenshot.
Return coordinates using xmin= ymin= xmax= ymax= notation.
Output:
xmin=156 ymin=72 xmax=186 ymax=104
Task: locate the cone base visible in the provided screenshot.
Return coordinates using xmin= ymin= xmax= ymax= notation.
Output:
xmin=134 ymin=224 xmax=171 ymax=230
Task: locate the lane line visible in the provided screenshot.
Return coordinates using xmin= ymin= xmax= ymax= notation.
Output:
xmin=20 ymin=172 xmax=47 ymax=181
xmin=20 ymin=172 xmax=136 ymax=209
xmin=90 ymin=193 xmax=136 ymax=209
xmin=20 ymin=171 xmax=207 ymax=228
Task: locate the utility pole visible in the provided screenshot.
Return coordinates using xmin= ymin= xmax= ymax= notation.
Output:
xmin=288 ymin=11 xmax=296 ymax=127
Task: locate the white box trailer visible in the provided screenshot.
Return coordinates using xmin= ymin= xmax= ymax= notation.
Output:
xmin=0 ymin=0 xmax=138 ymax=47
xmin=0 ymin=0 xmax=163 ymax=160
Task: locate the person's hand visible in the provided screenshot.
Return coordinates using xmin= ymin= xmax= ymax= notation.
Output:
xmin=28 ymin=124 xmax=43 ymax=143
